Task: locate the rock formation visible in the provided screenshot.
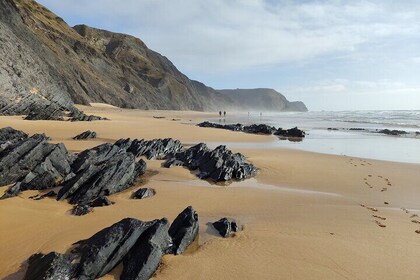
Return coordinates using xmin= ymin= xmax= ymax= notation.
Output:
xmin=23 ymin=207 xmax=199 ymax=279
xmin=168 ymin=206 xmax=199 ymax=255
xmin=121 ymin=218 xmax=172 ymax=280
xmin=131 ymin=188 xmax=156 ymax=199
xmin=24 ymin=252 xmax=73 ymax=280
xmin=212 ymin=218 xmax=239 ymax=238
xmin=197 ymin=121 xmax=305 ymax=138
xmin=73 ymin=130 xmax=97 ymax=140
xmin=274 ymin=127 xmax=306 ymax=138
xmin=243 ymin=124 xmax=276 ymax=135
xmin=115 ymin=138 xmax=183 ymax=160
xmin=57 ymin=143 xmax=147 ymax=204
xmin=164 ymin=143 xmax=257 ymax=182
xmin=0 ymin=133 xmax=72 ymax=199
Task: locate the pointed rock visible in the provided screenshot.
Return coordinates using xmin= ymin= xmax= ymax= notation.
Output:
xmin=168 ymin=206 xmax=199 ymax=255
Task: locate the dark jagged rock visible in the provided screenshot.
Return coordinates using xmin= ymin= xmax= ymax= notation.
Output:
xmin=197 ymin=121 xmax=244 ymax=132
xmin=378 ymin=129 xmax=408 ymax=136
xmin=89 ymin=196 xmax=114 ymax=207
xmin=29 ymin=190 xmax=57 ymax=200
xmin=0 ymin=126 xmax=28 ymax=143
xmin=71 ymin=197 xmax=114 ymax=216
xmin=0 ymin=94 xmax=66 ymax=121
xmin=121 ymin=218 xmax=172 ymax=280
xmin=168 ymin=206 xmax=199 ymax=255
xmin=243 ymin=124 xmax=276 ymax=135
xmin=132 ymin=188 xmax=156 ymax=199
xmin=0 ymin=127 xmax=28 ymax=152
xmin=57 ymin=143 xmax=146 ymax=204
xmin=71 ymin=204 xmax=92 ymax=216
xmin=72 ymin=218 xmax=153 ymax=279
xmin=115 ymin=138 xmax=183 ymax=160
xmin=0 ymin=134 xmax=72 ymax=199
xmin=24 ymin=101 xmax=65 ymax=121
xmin=198 ymin=121 xmax=305 ymax=138
xmin=164 ymin=143 xmax=257 ymax=182
xmin=274 ymin=127 xmax=305 ymax=138
xmin=23 ymin=252 xmax=73 ymax=280
xmin=72 ymin=130 xmax=97 ymax=140
xmin=69 ymin=110 xmax=106 ymax=122
xmin=212 ymin=218 xmax=239 ymax=238
xmin=22 ymin=207 xmax=200 ymax=279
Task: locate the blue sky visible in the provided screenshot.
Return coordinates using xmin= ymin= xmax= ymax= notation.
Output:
xmin=37 ymin=0 xmax=420 ymax=111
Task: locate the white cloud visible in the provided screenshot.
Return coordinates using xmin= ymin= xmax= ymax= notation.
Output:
xmin=37 ymin=0 xmax=420 ymax=73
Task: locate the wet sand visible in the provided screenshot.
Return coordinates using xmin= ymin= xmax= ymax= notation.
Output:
xmin=1 ymin=105 xmax=420 ymax=279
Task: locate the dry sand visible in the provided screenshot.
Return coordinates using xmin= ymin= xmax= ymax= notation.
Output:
xmin=1 ymin=105 xmax=420 ymax=279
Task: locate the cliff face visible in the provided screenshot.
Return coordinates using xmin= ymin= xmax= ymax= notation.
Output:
xmin=0 ymin=0 xmax=234 ymax=111
xmin=0 ymin=0 xmax=307 ymax=113
xmin=217 ymin=89 xmax=308 ymax=112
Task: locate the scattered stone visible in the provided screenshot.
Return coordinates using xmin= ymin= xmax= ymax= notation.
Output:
xmin=132 ymin=188 xmax=156 ymax=199
xmin=57 ymin=143 xmax=147 ymax=204
xmin=164 ymin=143 xmax=257 ymax=182
xmin=115 ymin=138 xmax=183 ymax=160
xmin=212 ymin=218 xmax=239 ymax=237
xmin=121 ymin=218 xmax=172 ymax=280
xmin=168 ymin=206 xmax=199 ymax=255
xmin=73 ymin=130 xmax=97 ymax=140
xmin=71 ymin=204 xmax=92 ymax=216
xmin=23 ymin=252 xmax=73 ymax=280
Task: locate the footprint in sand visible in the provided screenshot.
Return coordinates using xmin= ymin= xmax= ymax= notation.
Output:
xmin=411 ymin=220 xmax=420 ymax=224
xmin=415 ymin=230 xmax=420 ymax=234
xmin=375 ymin=220 xmax=386 ymax=228
xmin=401 ymin=208 xmax=410 ymax=214
xmin=410 ymin=214 xmax=418 ymax=218
xmin=360 ymin=204 xmax=378 ymax=212
xmin=384 ymin=201 xmax=389 ymax=205
xmin=373 ymin=215 xmax=386 ymax=220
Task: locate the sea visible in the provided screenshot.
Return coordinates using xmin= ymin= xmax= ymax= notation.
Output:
xmin=206 ymin=110 xmax=420 ymax=164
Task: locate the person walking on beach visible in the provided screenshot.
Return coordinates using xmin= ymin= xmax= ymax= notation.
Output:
xmin=219 ymin=111 xmax=222 ymax=117
xmin=223 ymin=111 xmax=226 ymax=117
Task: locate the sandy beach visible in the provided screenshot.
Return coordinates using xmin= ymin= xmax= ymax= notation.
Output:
xmin=1 ymin=105 xmax=420 ymax=279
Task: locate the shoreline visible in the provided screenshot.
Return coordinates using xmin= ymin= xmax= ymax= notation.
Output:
xmin=1 ymin=106 xmax=420 ymax=279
